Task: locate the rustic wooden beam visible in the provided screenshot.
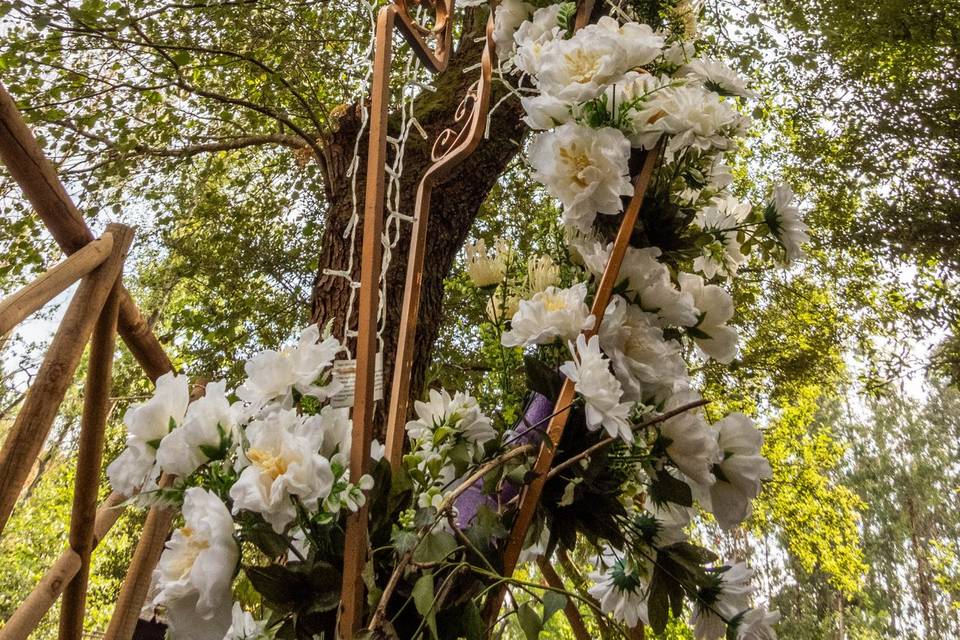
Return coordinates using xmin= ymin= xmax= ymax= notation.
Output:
xmin=0 ymin=81 xmax=173 ymax=382
xmin=0 ymin=223 xmax=134 ymax=536
xmin=58 ymin=277 xmax=122 ymax=640
xmin=0 ymin=492 xmax=126 ymax=640
xmin=0 ymin=234 xmax=114 ymax=336
xmin=537 ymin=558 xmax=592 ymax=640
xmin=338 ymin=6 xmax=395 ymax=637
xmin=484 ymin=148 xmax=661 ymax=627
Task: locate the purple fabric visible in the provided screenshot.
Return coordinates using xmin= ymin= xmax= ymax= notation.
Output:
xmin=454 ymin=392 xmax=554 ymax=527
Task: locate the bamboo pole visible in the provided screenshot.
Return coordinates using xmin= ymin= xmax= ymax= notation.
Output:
xmin=0 ymin=223 xmax=134 ymax=536
xmin=0 ymin=492 xmax=126 ymax=640
xmin=338 ymin=7 xmax=395 ymax=637
xmin=0 ymin=234 xmax=114 ymax=336
xmin=484 ymin=148 xmax=661 ymax=626
xmin=537 ymin=558 xmax=591 ymax=640
xmin=0 ymin=81 xmax=172 ymax=382
xmin=58 ymin=277 xmax=122 ymax=640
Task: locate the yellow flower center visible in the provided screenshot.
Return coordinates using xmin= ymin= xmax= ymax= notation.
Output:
xmin=563 ymin=50 xmax=601 ymax=84
xmin=541 ymin=293 xmax=568 ymax=313
xmin=559 ymin=146 xmax=592 ymax=188
xmin=247 ymin=448 xmax=289 ymax=480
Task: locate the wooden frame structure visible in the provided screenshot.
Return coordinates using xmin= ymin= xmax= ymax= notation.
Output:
xmin=0 ymin=0 xmax=656 ymax=636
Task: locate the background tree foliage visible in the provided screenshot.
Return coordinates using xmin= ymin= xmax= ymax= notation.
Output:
xmin=1 ymin=0 xmax=959 ymax=638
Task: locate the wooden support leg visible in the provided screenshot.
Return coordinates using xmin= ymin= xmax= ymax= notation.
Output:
xmin=0 ymin=234 xmax=114 ymax=336
xmin=537 ymin=558 xmax=591 ymax=640
xmin=0 ymin=223 xmax=133 ymax=535
xmin=58 ymin=277 xmax=122 ymax=640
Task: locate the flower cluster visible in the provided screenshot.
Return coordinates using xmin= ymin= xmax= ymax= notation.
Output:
xmin=108 ymin=324 xmax=371 ymax=639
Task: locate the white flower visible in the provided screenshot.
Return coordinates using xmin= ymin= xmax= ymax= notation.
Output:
xmin=492 ymin=0 xmax=533 ymax=60
xmin=736 ymin=606 xmax=780 ymax=640
xmin=658 ymin=390 xmax=719 ymax=487
xmin=521 ymin=93 xmax=574 ymax=130
xmin=601 ymin=72 xmax=675 ymax=149
xmin=643 ymin=497 xmax=692 ymax=547
xmin=156 ymin=380 xmax=236 ymax=478
xmin=224 ymin=602 xmax=273 ymax=640
xmin=560 ymin=334 xmax=634 ymax=442
xmin=535 ymin=27 xmax=628 ymax=102
xmin=308 ymin=404 xmax=353 ymax=459
xmin=671 ymin=0 xmax=702 ymax=40
xmin=237 ymin=324 xmax=342 ymax=408
xmin=107 ymin=372 xmax=190 ymax=496
xmin=502 ymin=283 xmax=595 ymax=347
xmin=152 ymin=488 xmax=237 ymax=640
xmin=588 ymin=555 xmax=650 ymax=628
xmin=680 ymin=59 xmax=758 ymax=99
xmin=692 ymin=562 xmax=755 ymax=640
xmin=406 ymin=388 xmax=495 ymax=456
xmin=528 ymin=123 xmax=634 ymax=232
xmin=586 ymin=17 xmax=665 ymax=70
xmin=662 ymin=40 xmax=696 ymax=66
xmin=678 ymin=272 xmax=738 ymax=363
xmin=652 ymin=84 xmax=746 ymax=157
xmin=230 ymin=409 xmax=334 ymax=532
xmin=599 ymin=296 xmax=688 ymax=403
xmin=766 ymin=183 xmax=809 ymax=263
xmin=525 ymin=255 xmax=560 ymax=293
xmin=513 ymin=4 xmax=562 ymax=76
xmin=704 ymin=413 xmax=771 ymax=529
xmin=465 ymin=238 xmax=508 ymax=287
xmin=693 ymin=194 xmax=751 ymax=280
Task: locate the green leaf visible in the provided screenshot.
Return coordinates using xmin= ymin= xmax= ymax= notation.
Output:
xmin=460 ymin=601 xmax=484 ymax=640
xmin=542 ymin=591 xmax=566 ymax=624
xmin=413 ymin=530 xmax=458 ymax=564
xmin=647 ymin=564 xmax=670 ymax=634
xmin=517 ymin=602 xmax=542 ymax=640
xmin=245 ymin=565 xmax=307 ymax=609
xmin=649 ymin=469 xmax=694 ymax=508
xmin=412 ymin=572 xmax=438 ymax=640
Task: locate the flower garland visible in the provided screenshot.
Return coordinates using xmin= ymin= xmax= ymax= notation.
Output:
xmin=105 ymin=2 xmax=808 ymax=638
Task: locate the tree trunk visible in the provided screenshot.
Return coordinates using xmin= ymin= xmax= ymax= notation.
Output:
xmin=310 ymin=8 xmax=527 ymax=440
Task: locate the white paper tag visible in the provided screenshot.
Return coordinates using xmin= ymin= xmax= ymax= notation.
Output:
xmin=330 ymin=353 xmax=383 ymax=409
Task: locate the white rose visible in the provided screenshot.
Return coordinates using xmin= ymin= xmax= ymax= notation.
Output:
xmin=501 ymin=283 xmax=595 ymax=347
xmin=492 ymin=0 xmax=534 ymax=61
xmin=536 ymin=28 xmax=628 ymax=102
xmin=157 ymin=380 xmax=236 ymax=477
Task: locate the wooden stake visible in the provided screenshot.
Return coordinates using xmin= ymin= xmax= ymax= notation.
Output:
xmin=0 ymin=223 xmax=133 ymax=536
xmin=0 ymin=492 xmax=126 ymax=640
xmin=338 ymin=6 xmax=395 ymax=637
xmin=537 ymin=558 xmax=591 ymax=640
xmin=58 ymin=277 xmax=122 ymax=640
xmin=0 ymin=81 xmax=172 ymax=382
xmin=484 ymin=148 xmax=661 ymax=627
xmin=0 ymin=234 xmax=114 ymax=336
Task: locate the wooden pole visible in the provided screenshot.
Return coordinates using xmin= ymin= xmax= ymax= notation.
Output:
xmin=0 ymin=223 xmax=134 ymax=536
xmin=338 ymin=7 xmax=395 ymax=637
xmin=58 ymin=277 xmax=122 ymax=640
xmin=484 ymin=149 xmax=661 ymax=627
xmin=0 ymin=234 xmax=114 ymax=336
xmin=0 ymin=81 xmax=172 ymax=382
xmin=0 ymin=492 xmax=126 ymax=640
xmin=537 ymin=558 xmax=592 ymax=640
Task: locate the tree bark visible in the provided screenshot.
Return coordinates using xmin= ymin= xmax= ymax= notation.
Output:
xmin=310 ymin=8 xmax=527 ymax=440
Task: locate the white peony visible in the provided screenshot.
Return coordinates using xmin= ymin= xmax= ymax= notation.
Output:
xmin=513 ymin=4 xmax=562 ymax=76
xmin=107 ymin=371 xmax=190 ymax=496
xmin=406 ymin=388 xmax=496 ymax=456
xmin=236 ymin=324 xmax=342 ymax=408
xmin=766 ymin=183 xmax=809 ymax=264
xmin=535 ymin=27 xmax=628 ymax=102
xmin=560 ymin=334 xmax=634 ymax=442
xmin=737 ymin=606 xmax=780 ymax=640
xmin=230 ymin=409 xmax=334 ymax=532
xmin=678 ymin=272 xmax=739 ymax=363
xmin=586 ymin=17 xmax=665 ymax=70
xmin=693 ymin=194 xmax=751 ymax=280
xmin=152 ymin=488 xmax=237 ymax=640
xmin=600 ymin=296 xmax=689 ymax=404
xmin=156 ymin=380 xmax=236 ymax=478
xmin=680 ymin=59 xmax=758 ymax=99
xmin=502 ymin=283 xmax=595 ymax=347
xmin=528 ymin=123 xmax=634 ymax=232
xmin=224 ymin=602 xmax=273 ymax=640
xmin=588 ymin=554 xmax=650 ymax=628
xmin=492 ymin=0 xmax=533 ymax=61
xmin=520 ymin=93 xmax=574 ymax=130
xmin=703 ymin=413 xmax=771 ymax=529
xmin=652 ymin=84 xmax=746 ymax=156
xmin=691 ymin=562 xmax=755 ymax=640
xmin=658 ymin=390 xmax=719 ymax=487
